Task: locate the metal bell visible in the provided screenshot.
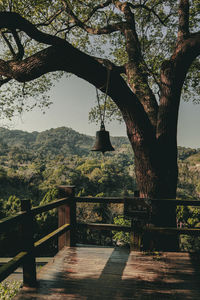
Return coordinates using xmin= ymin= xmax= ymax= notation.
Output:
xmin=91 ymin=123 xmax=115 ymax=154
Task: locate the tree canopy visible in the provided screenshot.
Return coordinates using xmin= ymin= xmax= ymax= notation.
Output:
xmin=0 ymin=0 xmax=199 ymax=118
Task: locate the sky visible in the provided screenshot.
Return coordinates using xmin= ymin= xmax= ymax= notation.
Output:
xmin=2 ymin=75 xmax=200 ymax=149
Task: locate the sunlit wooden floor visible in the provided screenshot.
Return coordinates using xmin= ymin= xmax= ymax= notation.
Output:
xmin=14 ymin=246 xmax=200 ymax=299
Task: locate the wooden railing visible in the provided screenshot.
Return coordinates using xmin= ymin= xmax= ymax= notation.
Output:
xmin=1 ymin=185 xmax=200 ymax=288
xmin=0 ymin=186 xmax=75 ymax=287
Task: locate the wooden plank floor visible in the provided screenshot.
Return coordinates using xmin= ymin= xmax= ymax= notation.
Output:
xmin=14 ymin=246 xmax=200 ymax=299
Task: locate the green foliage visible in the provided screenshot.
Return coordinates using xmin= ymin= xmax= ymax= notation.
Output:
xmin=89 ymin=96 xmax=123 ymax=124
xmin=0 ymin=280 xmax=22 ymax=300
xmin=112 ymin=216 xmax=131 ymax=246
xmin=178 ymin=147 xmax=198 ymax=161
xmin=0 ymin=127 xmax=200 ymax=251
xmin=2 ymin=195 xmax=21 ymax=216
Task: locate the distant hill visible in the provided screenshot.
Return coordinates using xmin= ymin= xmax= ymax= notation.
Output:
xmin=0 ymin=126 xmax=199 ymax=160
xmin=0 ymin=127 xmax=129 ymax=157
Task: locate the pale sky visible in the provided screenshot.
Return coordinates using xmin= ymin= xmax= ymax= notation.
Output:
xmin=3 ymin=75 xmax=200 ymax=149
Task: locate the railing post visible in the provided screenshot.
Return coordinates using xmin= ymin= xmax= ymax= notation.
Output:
xmin=130 ymin=190 xmax=142 ymax=251
xmin=130 ymin=220 xmax=142 ymax=251
xmin=57 ymin=186 xmax=76 ymax=250
xmin=21 ymin=199 xmax=37 ymax=287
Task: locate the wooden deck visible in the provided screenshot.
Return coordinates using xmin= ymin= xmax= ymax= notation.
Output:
xmin=14 ymin=246 xmax=200 ymax=300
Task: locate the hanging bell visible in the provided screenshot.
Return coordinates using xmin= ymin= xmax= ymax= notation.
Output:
xmin=91 ymin=122 xmax=115 ymax=154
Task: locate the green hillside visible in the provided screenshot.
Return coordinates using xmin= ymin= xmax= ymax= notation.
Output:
xmin=0 ymin=126 xmax=129 ymax=158
xmin=0 ymin=126 xmax=134 ymax=210
xmin=186 ymin=151 xmax=200 ymax=166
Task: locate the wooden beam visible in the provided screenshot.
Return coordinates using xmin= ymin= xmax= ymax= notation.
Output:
xmin=20 ymin=199 xmax=37 ymax=287
xmin=77 ymin=222 xmax=131 ymax=232
xmin=145 ymin=227 xmax=200 ymax=235
xmin=34 ymin=223 xmax=70 ymax=249
xmin=75 ymin=197 xmax=125 ymax=203
xmin=58 ymin=186 xmax=76 ymax=249
xmin=31 ymin=197 xmax=70 ymax=216
xmin=0 ymin=251 xmax=27 ymax=283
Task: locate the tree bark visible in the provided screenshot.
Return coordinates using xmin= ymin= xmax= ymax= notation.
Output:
xmin=126 ymin=91 xmax=180 ymax=251
xmin=131 ymin=139 xmax=179 ymax=251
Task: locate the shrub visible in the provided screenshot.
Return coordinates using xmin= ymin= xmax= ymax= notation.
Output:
xmin=0 ymin=280 xmax=22 ymax=299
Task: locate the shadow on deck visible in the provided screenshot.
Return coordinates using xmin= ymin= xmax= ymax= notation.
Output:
xmin=14 ymin=246 xmax=200 ymax=300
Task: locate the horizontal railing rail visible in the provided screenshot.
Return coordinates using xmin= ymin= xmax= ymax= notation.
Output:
xmin=0 ymin=251 xmax=27 ymax=283
xmin=1 ymin=186 xmax=200 ymax=288
xmin=75 ymin=196 xmax=200 ymax=206
xmin=77 ymin=222 xmax=131 ymax=232
xmin=75 ymin=196 xmax=126 ymax=203
xmin=31 ymin=197 xmax=71 ymax=216
xmin=0 ymin=197 xmax=71 ymax=234
xmin=149 ymin=198 xmax=200 ymax=206
xmin=145 ymin=226 xmax=200 ymax=235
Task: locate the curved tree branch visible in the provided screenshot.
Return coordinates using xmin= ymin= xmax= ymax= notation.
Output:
xmin=0 ymin=12 xmax=66 ymax=47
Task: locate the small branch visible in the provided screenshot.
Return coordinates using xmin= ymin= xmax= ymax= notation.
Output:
xmin=142 ymin=60 xmax=161 ymax=91
xmin=85 ymin=0 xmax=113 ymax=22
xmin=1 ymin=31 xmax=16 ymax=58
xmin=177 ymin=0 xmax=189 ymax=42
xmin=11 ymin=30 xmax=24 ymax=60
xmin=36 ymin=8 xmax=65 ymax=27
xmin=0 ymin=77 xmax=11 ymax=87
xmin=129 ymin=3 xmax=170 ymax=26
xmin=8 ymin=0 xmax=13 ymax=12
xmin=22 ymin=82 xmax=26 ymax=95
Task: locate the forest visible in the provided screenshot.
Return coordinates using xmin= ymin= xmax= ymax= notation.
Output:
xmin=0 ymin=126 xmax=200 ymax=253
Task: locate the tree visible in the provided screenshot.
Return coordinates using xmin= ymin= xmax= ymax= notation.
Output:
xmin=0 ymin=1 xmax=199 ymax=236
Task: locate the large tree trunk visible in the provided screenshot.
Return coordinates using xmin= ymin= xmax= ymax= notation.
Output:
xmin=135 ymin=150 xmax=179 ymax=251
xmin=126 ymin=118 xmax=179 ymax=251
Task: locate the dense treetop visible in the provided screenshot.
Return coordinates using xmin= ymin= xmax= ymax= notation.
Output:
xmin=0 ymin=1 xmax=199 ymax=119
